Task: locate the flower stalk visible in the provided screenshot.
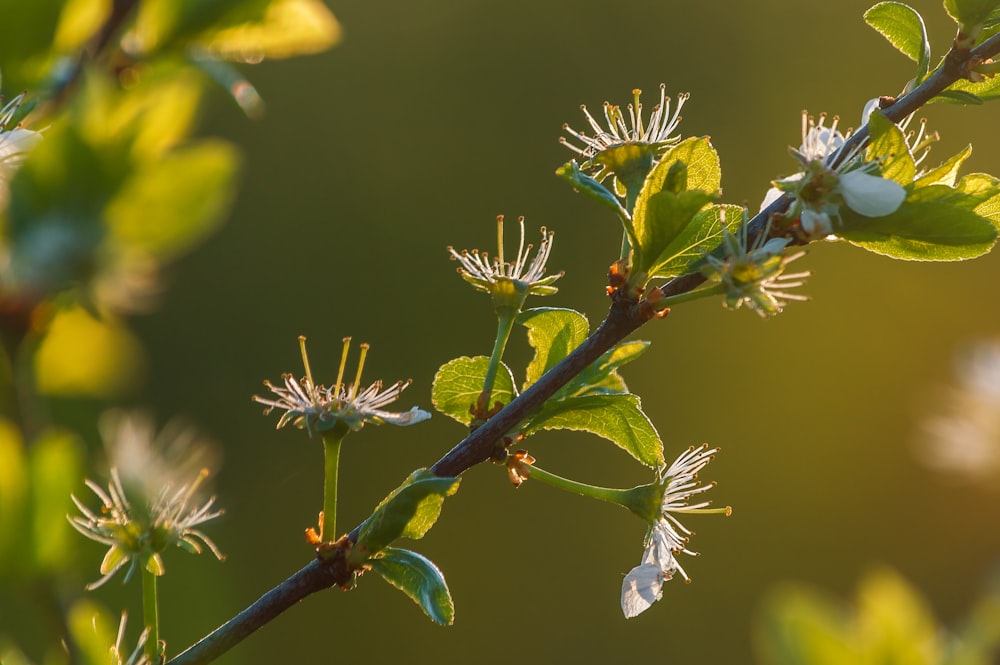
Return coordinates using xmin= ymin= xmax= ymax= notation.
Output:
xmin=141 ymin=567 xmax=161 ymax=663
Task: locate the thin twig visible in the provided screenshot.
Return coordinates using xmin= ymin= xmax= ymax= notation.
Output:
xmin=167 ymin=31 xmax=1000 ymax=665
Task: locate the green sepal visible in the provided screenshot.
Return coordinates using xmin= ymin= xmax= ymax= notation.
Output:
xmin=864 ymin=2 xmax=932 ymax=81
xmin=144 ymin=552 xmax=166 ymax=576
xmin=915 ymin=145 xmax=972 ymax=187
xmin=944 ymin=0 xmax=1000 ymax=29
xmin=555 ymin=160 xmax=634 ymax=239
xmin=432 ymin=356 xmax=516 ymax=426
xmin=100 ymin=545 xmax=128 ymax=576
xmin=353 ymin=470 xmax=460 ymax=563
xmin=650 ymin=203 xmax=745 ymax=279
xmin=631 ymin=137 xmax=720 ymax=280
xmin=517 ymin=307 xmax=590 ymax=389
xmin=523 ymin=394 xmax=664 ymax=468
xmin=866 ymin=111 xmax=916 ymax=185
xmin=839 ymin=179 xmax=1000 ymax=260
xmin=369 ymin=547 xmax=455 ymax=626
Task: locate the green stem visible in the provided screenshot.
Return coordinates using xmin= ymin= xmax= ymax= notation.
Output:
xmin=528 ymin=463 xmax=636 ymax=510
xmin=482 ymin=307 xmax=517 ymax=401
xmin=142 ymin=568 xmax=161 ymax=663
xmin=321 ymin=432 xmax=345 ymax=541
xmin=656 ymin=282 xmax=726 ymax=308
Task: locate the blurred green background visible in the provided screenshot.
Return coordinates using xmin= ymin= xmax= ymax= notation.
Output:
xmin=33 ymin=0 xmax=1000 ymax=662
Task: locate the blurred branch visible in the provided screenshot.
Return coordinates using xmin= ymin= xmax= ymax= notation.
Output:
xmin=167 ymin=30 xmax=1000 ymax=665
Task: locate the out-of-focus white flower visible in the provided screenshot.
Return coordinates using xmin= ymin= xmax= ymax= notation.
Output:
xmin=0 ymin=93 xmax=42 ymax=208
xmin=917 ymin=341 xmax=1000 ymax=485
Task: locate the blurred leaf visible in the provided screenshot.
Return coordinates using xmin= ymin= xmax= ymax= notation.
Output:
xmin=67 ymin=600 xmax=119 ymax=665
xmin=518 ymin=307 xmax=590 ymax=389
xmin=524 ymin=393 xmax=663 ymax=467
xmin=867 ymin=111 xmax=916 ymax=185
xmin=756 ymin=583 xmax=858 ymax=665
xmin=857 ymin=568 xmax=941 ymax=664
xmin=864 ymin=2 xmax=931 ymax=80
xmin=201 ymin=0 xmax=341 ymax=61
xmin=432 ymin=356 xmax=516 ymax=426
xmin=369 ymin=547 xmax=454 ymax=626
xmin=650 ymin=203 xmax=744 ymax=279
xmin=28 ymin=428 xmax=83 ymax=571
xmin=132 ymin=0 xmax=271 ymax=54
xmin=944 ymin=0 xmax=1000 ymax=28
xmin=54 ymin=0 xmax=110 ymax=52
xmin=0 ymin=0 xmax=66 ymax=90
xmin=0 ymin=420 xmax=27 ymax=572
xmin=354 ymin=470 xmax=460 ymax=562
xmin=106 ymin=140 xmax=240 ymax=260
xmin=34 ymin=307 xmax=145 ymax=397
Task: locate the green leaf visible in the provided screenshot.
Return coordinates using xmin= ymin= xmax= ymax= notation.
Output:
xmin=648 ymin=203 xmax=744 ymax=279
xmin=354 ymin=470 xmax=460 ymax=562
xmin=839 ymin=191 xmax=998 ymax=260
xmin=29 ymin=428 xmax=83 ymax=571
xmin=866 ymin=111 xmax=916 ymax=185
xmin=369 ymin=547 xmax=454 ymax=626
xmin=914 ymin=145 xmax=972 ymax=187
xmin=106 ymin=140 xmax=240 ymax=261
xmin=555 ymin=160 xmax=632 ymax=232
xmin=524 ymin=394 xmax=663 ymax=467
xmin=561 ymin=340 xmax=650 ymax=398
xmin=518 ymin=308 xmax=590 ymax=389
xmin=431 ymin=356 xmax=516 ymax=425
xmin=944 ymin=0 xmax=1000 ymax=28
xmin=940 ymin=77 xmax=1000 ymax=103
xmin=0 ymin=0 xmax=65 ymax=90
xmin=632 ymin=137 xmax=720 ymax=277
xmin=864 ymin=2 xmax=931 ymax=80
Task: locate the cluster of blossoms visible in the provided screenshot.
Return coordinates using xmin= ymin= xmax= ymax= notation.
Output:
xmin=762 ymin=110 xmax=906 ymax=238
xmin=254 ymin=336 xmax=431 ymax=435
xmin=69 ymin=413 xmax=224 ymax=589
xmin=621 ymin=445 xmax=730 ymax=618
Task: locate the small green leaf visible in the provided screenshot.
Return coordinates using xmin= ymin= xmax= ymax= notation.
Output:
xmin=864 ymin=2 xmax=931 ymax=80
xmin=839 ymin=193 xmax=998 ymax=260
xmin=432 ymin=356 xmax=516 ymax=425
xmin=866 ymin=111 xmax=916 ymax=185
xmin=561 ymin=340 xmax=650 ymax=398
xmin=28 ymin=428 xmax=83 ymax=571
xmin=649 ymin=203 xmax=744 ymax=279
xmin=369 ymin=547 xmax=454 ymax=626
xmin=555 ymin=160 xmax=632 ymax=234
xmin=518 ymin=308 xmax=590 ymax=389
xmin=524 ymin=394 xmax=664 ymax=467
xmin=632 ymin=137 xmax=720 ymax=277
xmin=354 ymin=470 xmax=460 ymax=562
xmin=944 ymin=0 xmax=1000 ymax=28
xmin=914 ymin=145 xmax=972 ymax=187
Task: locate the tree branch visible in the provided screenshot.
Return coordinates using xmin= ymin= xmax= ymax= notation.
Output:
xmin=167 ymin=30 xmax=1000 ymax=665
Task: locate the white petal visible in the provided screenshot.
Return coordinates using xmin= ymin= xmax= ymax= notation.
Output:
xmin=621 ymin=563 xmax=666 ymax=618
xmin=838 ymin=171 xmax=906 ymax=217
xmin=367 ymin=406 xmax=432 ymax=427
xmin=860 ymin=97 xmax=880 ymax=128
xmin=759 ymin=187 xmax=784 ymax=212
xmin=800 ymin=209 xmax=833 ymax=236
xmin=0 ymin=128 xmax=41 ymax=164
